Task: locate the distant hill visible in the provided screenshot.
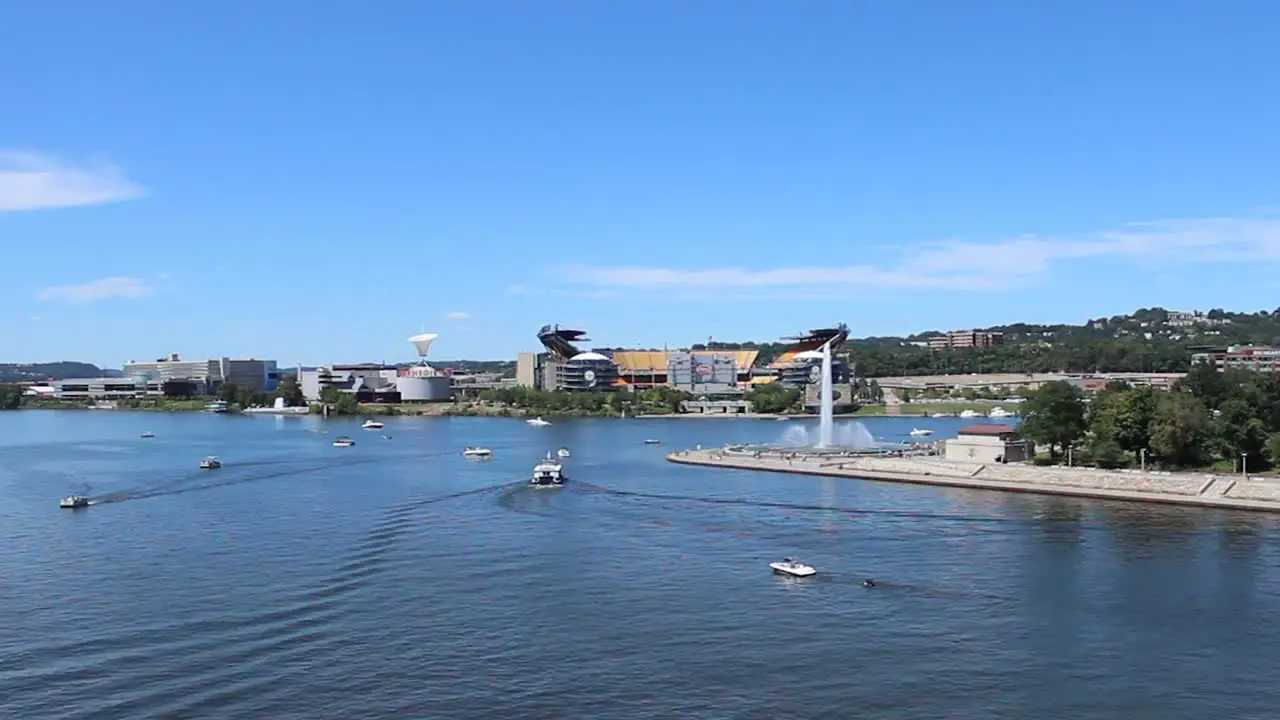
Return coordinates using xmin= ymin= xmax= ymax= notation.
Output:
xmin=0 ymin=362 xmax=110 ymax=382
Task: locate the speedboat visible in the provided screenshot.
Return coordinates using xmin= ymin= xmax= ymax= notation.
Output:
xmin=199 ymin=456 xmax=222 ymax=469
xmin=332 ymin=436 xmax=355 ymax=447
xmin=527 ymin=417 xmax=551 ymax=427
xmin=769 ymin=558 xmax=817 ymax=577
xmin=988 ymin=406 xmax=1016 ymax=418
xmin=959 ymin=409 xmax=982 ymax=419
xmin=59 ymin=495 xmax=90 ymax=509
xmin=908 ymin=428 xmax=933 ymax=437
xmin=643 ymin=439 xmax=661 ymax=445
xmin=530 ymin=452 xmax=565 ymax=487
xmin=361 ymin=420 xmax=384 ymax=430
xmin=463 ymin=446 xmax=493 ymax=458
xmin=140 ymin=432 xmax=155 ymax=438
xmin=557 ymin=447 xmax=571 ymax=458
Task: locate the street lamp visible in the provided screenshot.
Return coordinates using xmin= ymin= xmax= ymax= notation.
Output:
xmin=1140 ymin=448 xmax=1147 ymax=472
xmin=1242 ymin=452 xmax=1249 ymax=480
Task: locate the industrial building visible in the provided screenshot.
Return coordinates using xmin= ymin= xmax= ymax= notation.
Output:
xmin=927 ymin=330 xmax=1004 ymax=350
xmin=124 ymin=354 xmax=279 ymax=394
xmin=1191 ymin=345 xmax=1280 ymax=373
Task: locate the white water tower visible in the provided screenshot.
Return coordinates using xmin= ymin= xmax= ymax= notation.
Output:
xmin=408 ymin=332 xmax=438 ymax=362
xmin=398 ymin=332 xmax=451 ymax=401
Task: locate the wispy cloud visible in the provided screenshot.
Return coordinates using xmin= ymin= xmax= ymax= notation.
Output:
xmin=444 ymin=311 xmax=470 ymax=320
xmin=556 ymin=215 xmax=1280 ymax=295
xmin=0 ymin=150 xmax=145 ymax=212
xmin=37 ymin=276 xmax=155 ymax=303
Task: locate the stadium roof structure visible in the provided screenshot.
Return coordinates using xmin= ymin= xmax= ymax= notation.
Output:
xmin=537 ymin=324 xmax=592 ymax=360
xmin=771 ymin=324 xmax=849 ymax=368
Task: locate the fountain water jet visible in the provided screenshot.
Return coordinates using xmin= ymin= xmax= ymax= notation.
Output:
xmin=818 ymin=339 xmax=834 ymax=448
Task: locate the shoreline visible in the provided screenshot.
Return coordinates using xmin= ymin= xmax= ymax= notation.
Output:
xmin=666 ymin=448 xmax=1280 ymax=513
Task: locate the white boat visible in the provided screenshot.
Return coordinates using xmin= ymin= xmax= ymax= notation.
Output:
xmin=959 ymin=409 xmax=982 ymax=419
xmin=140 ymin=431 xmax=155 ymax=438
xmin=527 ymin=417 xmax=551 ymax=427
xmin=59 ymin=495 xmax=90 ymax=509
xmin=557 ymin=447 xmax=571 ymax=458
xmin=361 ymin=420 xmax=384 ymax=429
xmin=987 ymin=406 xmax=1016 ymax=418
xmin=530 ymin=452 xmax=565 ymax=487
xmin=204 ymin=400 xmax=229 ymax=413
xmin=199 ymin=456 xmax=222 ymax=469
xmin=908 ymin=428 xmax=933 ymax=437
xmin=463 ymin=446 xmax=492 ymax=458
xmin=244 ymin=397 xmax=310 ymax=415
xmin=769 ymin=558 xmax=817 ymax=577
xmin=332 ymin=436 xmax=355 ymax=447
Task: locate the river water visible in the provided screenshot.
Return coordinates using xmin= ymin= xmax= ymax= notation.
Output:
xmin=2 ymin=410 xmax=1278 ymax=719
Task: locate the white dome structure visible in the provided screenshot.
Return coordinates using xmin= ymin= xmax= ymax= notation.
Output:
xmin=408 ymin=333 xmax=438 ymax=359
xmin=570 ymin=351 xmax=610 ymax=362
xmin=792 ymin=350 xmax=824 ymax=360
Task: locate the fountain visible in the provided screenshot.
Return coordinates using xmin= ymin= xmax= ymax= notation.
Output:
xmin=818 ymin=339 xmax=834 ymax=448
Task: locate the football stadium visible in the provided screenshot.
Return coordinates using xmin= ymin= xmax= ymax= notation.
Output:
xmin=515 ymin=323 xmax=856 ymax=413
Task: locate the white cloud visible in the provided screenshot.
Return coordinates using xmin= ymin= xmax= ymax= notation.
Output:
xmin=0 ymin=150 xmax=145 ymax=212
xmin=37 ymin=276 xmax=155 ymax=303
xmin=557 ymin=214 xmax=1280 ymax=294
xmin=444 ymin=311 xmax=470 ymax=320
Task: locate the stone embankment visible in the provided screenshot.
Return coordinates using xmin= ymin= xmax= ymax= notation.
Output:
xmin=667 ymin=447 xmax=1280 ymax=512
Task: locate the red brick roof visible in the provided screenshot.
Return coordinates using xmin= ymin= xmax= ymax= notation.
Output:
xmin=958 ymin=423 xmax=1019 ymax=437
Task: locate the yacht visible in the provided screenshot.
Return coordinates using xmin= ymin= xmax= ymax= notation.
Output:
xmin=527 ymin=417 xmax=551 ymax=427
xmin=361 ymin=420 xmax=384 ymax=430
xmin=958 ymin=409 xmax=982 ymax=419
xmin=987 ymin=406 xmax=1016 ymax=418
xmin=769 ymin=558 xmax=817 ymax=577
xmin=59 ymin=495 xmax=90 ymax=509
xmin=463 ymin=446 xmax=493 ymax=458
xmin=244 ymin=397 xmax=310 ymax=415
xmin=530 ymin=452 xmax=565 ymax=487
xmin=332 ymin=436 xmax=355 ymax=447
xmin=199 ymin=456 xmax=222 ymax=469
xmin=204 ymin=400 xmax=229 ymax=413
xmin=908 ymin=428 xmax=934 ymax=437
xmin=557 ymin=447 xmax=571 ymax=458
xmin=140 ymin=431 xmax=155 ymax=438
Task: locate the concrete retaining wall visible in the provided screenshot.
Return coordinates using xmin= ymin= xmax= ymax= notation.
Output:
xmin=667 ymin=448 xmax=1280 ymax=513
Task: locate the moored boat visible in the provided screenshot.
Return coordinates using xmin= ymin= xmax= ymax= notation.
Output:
xmin=463 ymin=446 xmax=493 ymax=458
xmin=332 ymin=436 xmax=355 ymax=447
xmin=361 ymin=420 xmax=384 ymax=430
xmin=557 ymin=447 xmax=571 ymax=458
xmin=527 ymin=416 xmax=551 ymax=427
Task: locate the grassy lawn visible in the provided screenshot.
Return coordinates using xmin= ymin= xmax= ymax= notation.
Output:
xmin=855 ymin=401 xmax=1009 ymax=417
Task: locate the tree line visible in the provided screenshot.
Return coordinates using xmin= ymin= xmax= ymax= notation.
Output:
xmin=1019 ymin=363 xmax=1280 ymax=472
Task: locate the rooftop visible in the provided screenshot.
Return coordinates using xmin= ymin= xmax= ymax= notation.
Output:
xmin=958 ymin=423 xmax=1020 ymax=437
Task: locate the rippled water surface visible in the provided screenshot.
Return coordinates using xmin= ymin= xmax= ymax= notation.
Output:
xmin=2 ymin=411 xmax=1279 ymax=718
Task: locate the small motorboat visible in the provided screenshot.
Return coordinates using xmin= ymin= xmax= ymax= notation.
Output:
xmin=643 ymin=439 xmax=661 ymax=445
xmin=530 ymin=452 xmax=565 ymax=487
xmin=769 ymin=558 xmax=817 ymax=577
xmin=199 ymin=456 xmax=223 ymax=469
xmin=140 ymin=432 xmax=155 ymax=438
xmin=557 ymin=447 xmax=571 ymax=458
xmin=59 ymin=495 xmax=90 ymax=509
xmin=463 ymin=446 xmax=493 ymax=458
xmin=332 ymin=436 xmax=355 ymax=447
xmin=527 ymin=416 xmax=551 ymax=427
xmin=988 ymin=406 xmax=1016 ymax=418
xmin=908 ymin=428 xmax=933 ymax=437
xmin=361 ymin=420 xmax=384 ymax=430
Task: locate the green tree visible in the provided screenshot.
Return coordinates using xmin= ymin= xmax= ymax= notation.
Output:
xmin=1020 ymin=381 xmax=1087 ymax=458
xmin=275 ymin=376 xmax=306 ymax=407
xmin=217 ymin=382 xmax=239 ymax=402
xmin=1148 ymin=391 xmax=1211 ymax=467
xmin=745 ymin=384 xmax=801 ymax=414
xmin=0 ymin=384 xmax=22 ymax=409
xmin=1264 ymin=433 xmax=1280 ymax=468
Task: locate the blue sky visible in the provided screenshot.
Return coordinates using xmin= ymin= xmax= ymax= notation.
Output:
xmin=3 ymin=1 xmax=1280 ymax=367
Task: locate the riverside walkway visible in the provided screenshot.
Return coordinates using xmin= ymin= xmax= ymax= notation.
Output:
xmin=667 ymin=447 xmax=1280 ymax=513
